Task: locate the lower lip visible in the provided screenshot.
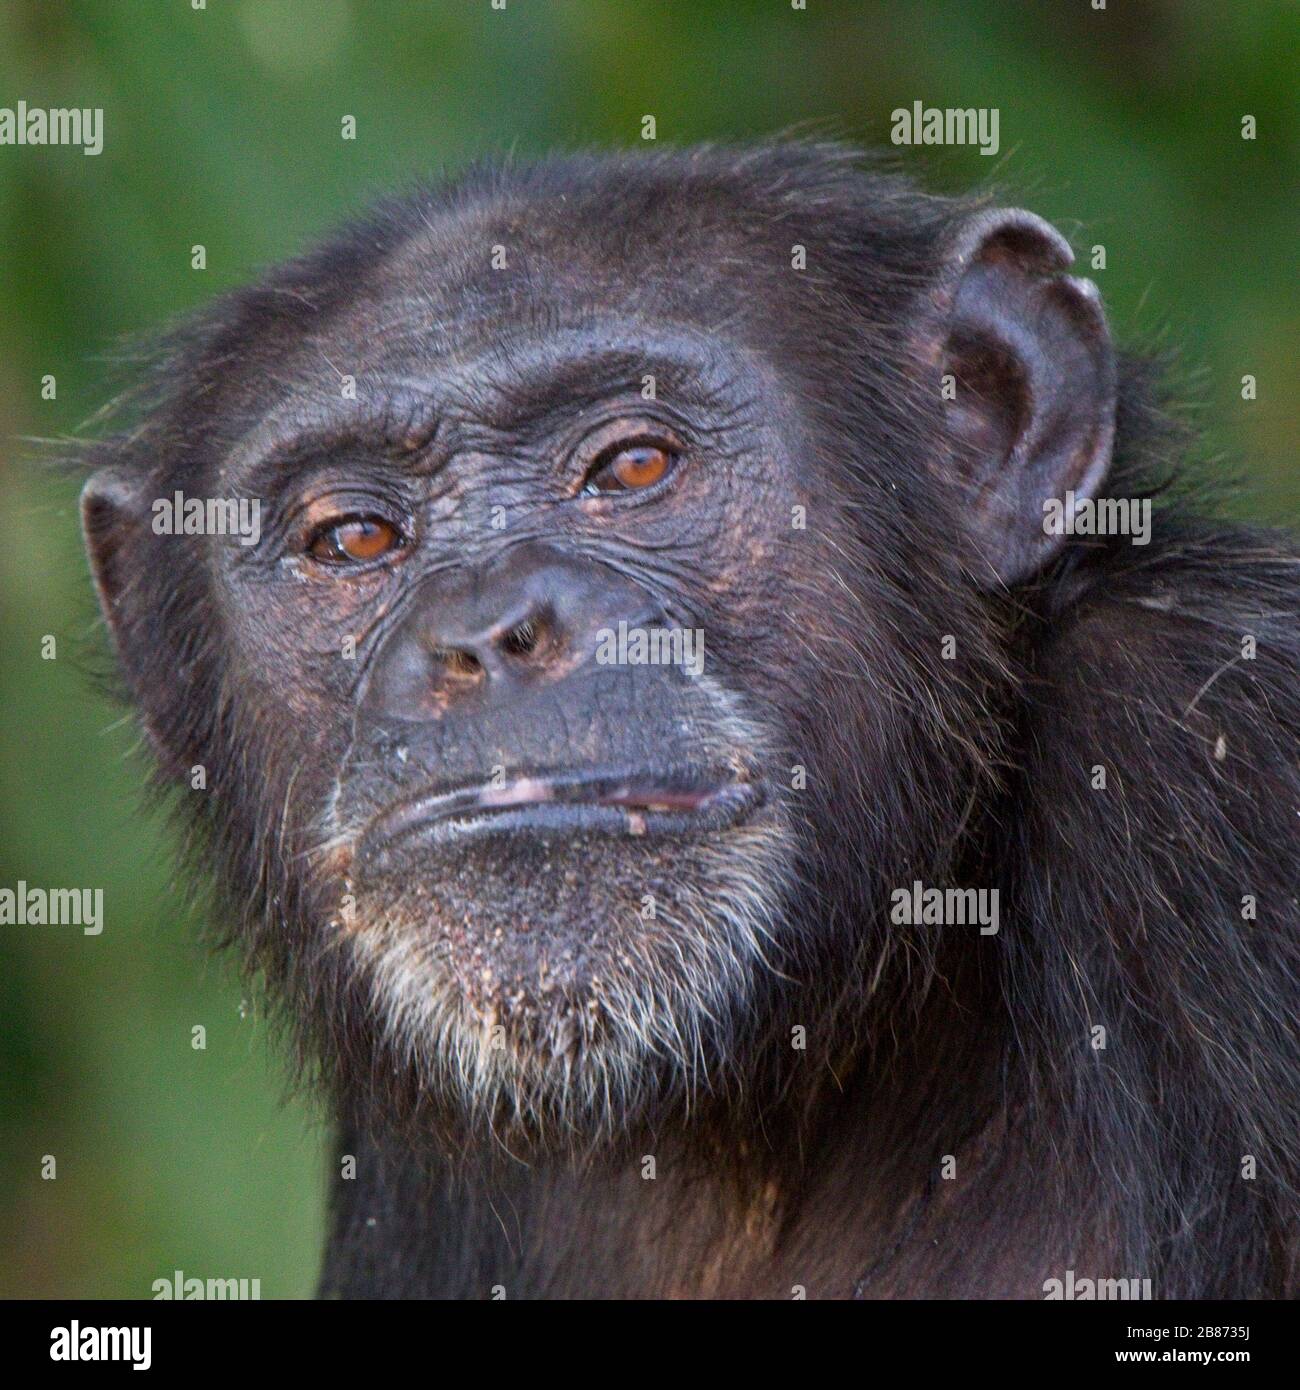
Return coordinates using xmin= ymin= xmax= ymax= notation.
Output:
xmin=358 ymin=779 xmax=762 ymax=868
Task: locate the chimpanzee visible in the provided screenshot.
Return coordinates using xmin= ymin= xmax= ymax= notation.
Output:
xmin=79 ymin=143 xmax=1298 ymax=1298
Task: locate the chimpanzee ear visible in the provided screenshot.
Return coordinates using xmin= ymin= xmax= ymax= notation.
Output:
xmin=932 ymin=208 xmax=1116 ymax=587
xmin=81 ymin=467 xmax=149 ymax=661
xmin=81 ymin=467 xmax=176 ymax=763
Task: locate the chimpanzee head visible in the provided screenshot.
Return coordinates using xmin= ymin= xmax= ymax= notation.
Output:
xmin=81 ymin=144 xmax=1114 ymax=1146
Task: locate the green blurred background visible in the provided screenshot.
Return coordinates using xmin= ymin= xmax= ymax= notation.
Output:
xmin=0 ymin=0 xmax=1295 ymax=1298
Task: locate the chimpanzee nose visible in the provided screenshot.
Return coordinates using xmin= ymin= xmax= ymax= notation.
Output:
xmin=421 ymin=602 xmax=552 ymax=688
xmin=361 ymin=542 xmax=661 ymax=720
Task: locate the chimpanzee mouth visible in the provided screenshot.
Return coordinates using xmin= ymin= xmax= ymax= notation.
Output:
xmin=358 ymin=767 xmax=763 ymax=867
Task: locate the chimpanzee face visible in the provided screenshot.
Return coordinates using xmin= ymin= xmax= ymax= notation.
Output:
xmin=243 ymin=297 xmax=812 ymax=1137
xmin=83 ymin=152 xmax=1113 ymax=1143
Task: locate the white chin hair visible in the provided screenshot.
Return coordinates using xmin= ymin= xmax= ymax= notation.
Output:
xmin=342 ymin=817 xmax=794 ymax=1141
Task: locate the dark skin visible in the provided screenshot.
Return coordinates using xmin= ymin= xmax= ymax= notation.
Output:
xmin=81 ymin=144 xmax=1298 ymax=1298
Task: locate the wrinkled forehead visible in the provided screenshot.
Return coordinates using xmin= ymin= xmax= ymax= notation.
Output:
xmin=328 ymin=193 xmax=787 ymax=384
xmin=215 ymin=195 xmax=797 ymax=486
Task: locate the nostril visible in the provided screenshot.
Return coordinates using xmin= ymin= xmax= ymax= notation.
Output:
xmin=500 ymin=614 xmax=548 ymax=660
xmin=501 ymin=620 xmax=538 ymax=658
xmin=430 ymin=646 xmax=484 ymax=681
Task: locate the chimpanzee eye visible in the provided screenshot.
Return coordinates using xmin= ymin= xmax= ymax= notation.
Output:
xmin=584 ymin=442 xmax=678 ymax=495
xmin=307 ymin=516 xmax=403 ymax=564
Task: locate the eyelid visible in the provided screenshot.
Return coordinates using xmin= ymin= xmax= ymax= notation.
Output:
xmin=268 ymin=463 xmax=412 ymax=524
xmin=571 ymin=414 xmax=687 ymax=490
xmin=589 ymin=433 xmax=680 ymax=467
xmin=570 ymin=407 xmax=689 ymax=459
xmin=290 ymin=484 xmax=410 ymax=537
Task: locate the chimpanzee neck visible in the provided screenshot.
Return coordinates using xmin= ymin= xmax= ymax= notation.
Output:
xmin=317 ymin=955 xmax=1088 ymax=1299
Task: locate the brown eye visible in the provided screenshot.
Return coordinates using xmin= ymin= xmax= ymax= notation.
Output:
xmin=586 ymin=443 xmax=677 ymax=494
xmin=308 ymin=516 xmax=402 ymax=564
